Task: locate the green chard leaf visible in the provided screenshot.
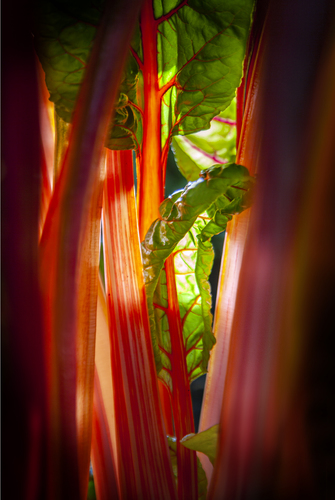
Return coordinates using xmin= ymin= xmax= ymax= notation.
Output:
xmin=141 ymin=163 xmax=254 ymax=376
xmin=180 ymin=424 xmax=219 ymax=466
xmin=172 ymin=99 xmax=237 ymax=181
xmin=167 ymin=436 xmax=208 ymax=500
xmin=157 ymin=0 xmax=253 ymax=149
xmin=34 ymin=0 xmax=142 ymax=150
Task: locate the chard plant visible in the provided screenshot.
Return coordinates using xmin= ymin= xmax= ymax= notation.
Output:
xmin=2 ymin=0 xmax=335 ymax=499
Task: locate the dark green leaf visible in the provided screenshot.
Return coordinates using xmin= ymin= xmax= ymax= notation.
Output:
xmin=34 ymin=0 xmax=142 ymax=150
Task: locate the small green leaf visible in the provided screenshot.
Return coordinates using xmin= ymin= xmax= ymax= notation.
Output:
xmin=167 ymin=436 xmax=208 ymax=500
xmin=180 ymin=424 xmax=219 ymax=466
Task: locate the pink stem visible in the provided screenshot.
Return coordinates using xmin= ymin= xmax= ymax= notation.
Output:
xmin=213 ymin=117 xmax=237 ymax=126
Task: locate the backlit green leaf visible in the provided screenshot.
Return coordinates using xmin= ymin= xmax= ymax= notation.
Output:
xmin=142 ymin=163 xmax=254 ymax=374
xmin=153 ymin=216 xmax=215 ymax=387
xmin=158 ymin=0 xmax=253 ymax=149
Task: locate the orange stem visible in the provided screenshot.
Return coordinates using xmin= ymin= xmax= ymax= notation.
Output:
xmin=138 ymin=0 xmax=164 ymax=240
xmin=138 ymin=3 xmax=198 ymax=494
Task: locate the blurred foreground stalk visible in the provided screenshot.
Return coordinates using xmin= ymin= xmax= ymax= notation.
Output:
xmin=207 ymin=0 xmax=335 ymax=498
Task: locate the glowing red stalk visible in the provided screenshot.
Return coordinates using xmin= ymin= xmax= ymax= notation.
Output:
xmin=103 ymin=149 xmax=177 ymax=499
xmin=138 ymin=1 xmax=198 ymax=496
xmin=38 ymin=1 xmax=143 ymax=497
xmin=139 ymin=0 xmax=164 ymax=238
xmin=139 ymin=1 xmax=176 ymax=440
xmin=165 ymin=257 xmax=198 ymax=500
